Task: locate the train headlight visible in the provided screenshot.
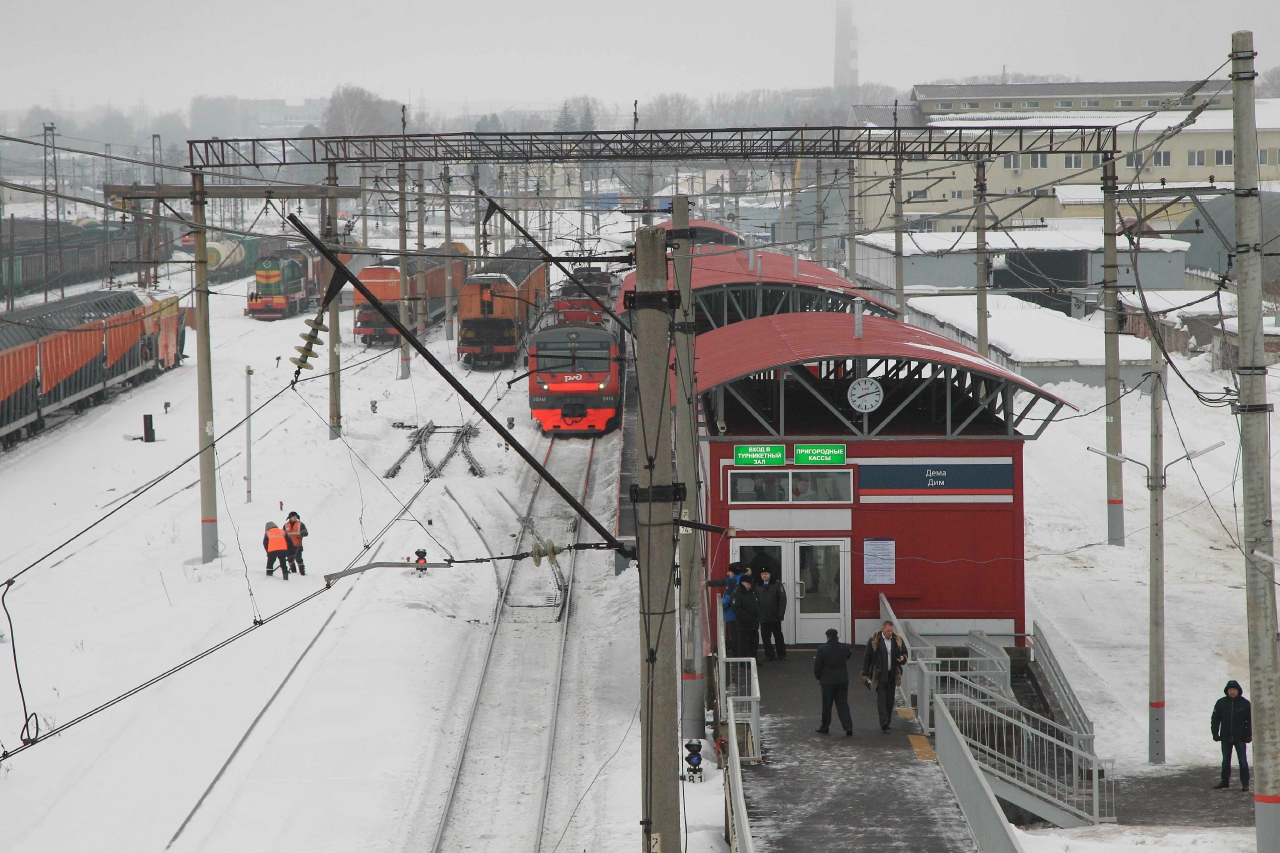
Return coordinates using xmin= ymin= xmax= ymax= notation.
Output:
xmin=598 ymin=380 xmax=608 ymax=389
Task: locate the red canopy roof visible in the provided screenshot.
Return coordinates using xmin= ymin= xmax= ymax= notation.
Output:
xmin=691 ymin=312 xmax=1072 ymax=407
xmin=618 ymin=247 xmax=896 ymax=316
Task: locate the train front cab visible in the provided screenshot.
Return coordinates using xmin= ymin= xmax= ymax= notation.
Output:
xmin=695 ymin=312 xmax=1071 ymax=647
xmin=528 ymin=323 xmax=620 ymax=434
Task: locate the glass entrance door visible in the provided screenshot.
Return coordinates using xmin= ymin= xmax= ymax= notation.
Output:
xmin=793 ymin=540 xmax=848 ymax=644
xmin=729 ymin=541 xmax=789 ymax=646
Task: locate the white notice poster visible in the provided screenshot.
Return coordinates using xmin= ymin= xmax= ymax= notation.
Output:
xmin=863 ymin=538 xmax=896 ymax=585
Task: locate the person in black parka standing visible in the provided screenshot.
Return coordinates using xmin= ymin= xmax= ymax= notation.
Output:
xmin=813 ymin=628 xmax=854 ymax=735
xmin=730 ymin=576 xmax=761 ymax=660
xmin=1211 ymin=679 xmax=1252 ymax=790
xmin=755 ymin=568 xmax=788 ymax=660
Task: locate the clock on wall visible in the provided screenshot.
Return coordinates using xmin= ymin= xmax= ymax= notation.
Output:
xmin=846 ymin=377 xmax=884 ymax=413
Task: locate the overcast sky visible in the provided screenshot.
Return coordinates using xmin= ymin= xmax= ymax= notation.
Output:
xmin=3 ymin=0 xmax=1278 ymax=116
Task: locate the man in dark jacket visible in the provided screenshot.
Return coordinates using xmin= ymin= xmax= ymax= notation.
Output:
xmin=730 ymin=577 xmax=760 ymax=659
xmin=755 ymin=568 xmax=788 ymax=660
xmin=1211 ymin=680 xmax=1252 ymax=790
xmin=861 ymin=620 xmax=908 ymax=731
xmin=813 ymin=628 xmax=853 ymax=735
xmin=707 ymin=563 xmax=747 ymax=655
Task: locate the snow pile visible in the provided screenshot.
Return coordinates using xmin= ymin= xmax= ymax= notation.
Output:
xmin=1016 ymin=825 xmax=1254 ymax=852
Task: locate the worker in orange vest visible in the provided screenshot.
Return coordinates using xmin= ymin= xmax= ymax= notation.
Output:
xmin=263 ymin=522 xmax=291 ymax=579
xmin=284 ymin=511 xmax=309 ymax=576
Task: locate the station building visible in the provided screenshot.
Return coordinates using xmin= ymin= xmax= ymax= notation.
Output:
xmin=692 ymin=311 xmax=1070 ymax=644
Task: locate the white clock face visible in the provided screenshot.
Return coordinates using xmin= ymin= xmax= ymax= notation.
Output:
xmin=846 ymin=377 xmax=884 ymax=413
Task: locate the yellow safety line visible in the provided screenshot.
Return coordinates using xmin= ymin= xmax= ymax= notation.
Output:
xmin=908 ymin=734 xmax=936 ymax=761
xmin=896 ymin=707 xmax=917 ymax=719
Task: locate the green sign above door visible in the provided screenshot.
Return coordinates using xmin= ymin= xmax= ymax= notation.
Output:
xmin=733 ymin=445 xmax=785 ymax=466
xmin=794 ymin=444 xmax=847 ymax=465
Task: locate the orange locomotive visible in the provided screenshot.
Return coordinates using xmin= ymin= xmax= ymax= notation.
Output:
xmin=457 ymin=245 xmax=547 ymax=367
xmin=353 ymin=245 xmax=470 ymax=345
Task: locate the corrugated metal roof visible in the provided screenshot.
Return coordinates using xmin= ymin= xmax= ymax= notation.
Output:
xmin=0 ymin=290 xmax=145 ymax=352
xmin=692 ymin=312 xmax=1070 ymax=406
xmin=913 ymin=81 xmax=1226 ymax=100
xmin=617 ymin=248 xmax=897 ymax=315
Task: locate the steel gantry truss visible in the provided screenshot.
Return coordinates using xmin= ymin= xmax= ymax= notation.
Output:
xmin=187 ymin=126 xmax=1119 ymax=169
xmin=688 ymin=282 xmax=897 ymax=332
xmin=702 ymin=356 xmax=1065 ymax=440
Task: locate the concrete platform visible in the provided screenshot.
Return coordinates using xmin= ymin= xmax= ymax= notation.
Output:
xmin=1113 ymin=768 xmax=1255 ymax=827
xmin=741 ymin=647 xmax=976 ymax=852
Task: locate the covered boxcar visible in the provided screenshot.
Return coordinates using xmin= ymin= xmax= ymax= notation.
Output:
xmin=457 ymin=246 xmax=547 ymax=367
xmin=353 ymin=245 xmax=470 ymax=345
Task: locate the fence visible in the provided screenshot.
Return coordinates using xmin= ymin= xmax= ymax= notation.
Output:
xmin=934 ymin=700 xmax=1027 ymax=853
xmin=716 ymin=594 xmax=758 ymax=852
xmin=1029 ymin=621 xmax=1094 ymax=749
xmin=723 ymin=692 xmax=756 ymax=853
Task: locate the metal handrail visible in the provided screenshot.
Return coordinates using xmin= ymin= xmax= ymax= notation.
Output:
xmin=724 ymin=695 xmax=756 ymax=853
xmin=1031 ymin=621 xmax=1095 ymax=744
xmin=938 ymin=692 xmax=1115 ymax=824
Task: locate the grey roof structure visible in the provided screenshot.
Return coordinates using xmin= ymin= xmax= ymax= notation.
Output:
xmin=913 ymin=81 xmax=1227 ymax=100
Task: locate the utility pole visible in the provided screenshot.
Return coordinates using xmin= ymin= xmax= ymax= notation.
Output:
xmin=1148 ymin=337 xmax=1165 ymax=764
xmin=634 ymin=225 xmax=681 ymax=853
xmin=1232 ymin=30 xmax=1280 ymax=847
xmin=417 ymin=163 xmax=426 ymax=334
xmin=472 ymin=164 xmax=481 ymax=259
xmin=1102 ymin=158 xmax=1125 ymax=545
xmin=191 ymin=172 xmax=218 ymax=563
xmin=361 ymin=165 xmax=368 ymax=249
xmin=671 ymin=195 xmax=704 ymax=741
xmin=847 ymin=160 xmax=857 ymax=282
xmin=245 ymin=365 xmax=254 ymax=504
xmin=326 ymin=163 xmax=342 ymax=440
xmin=815 ymin=160 xmax=824 ymax=267
xmin=498 ymin=165 xmax=507 ymax=254
xmin=975 ymin=160 xmax=989 ymax=358
xmin=893 ymin=156 xmax=905 ymax=318
xmin=443 ymin=165 xmax=454 ymax=341
xmin=397 ymin=163 xmax=411 ymax=379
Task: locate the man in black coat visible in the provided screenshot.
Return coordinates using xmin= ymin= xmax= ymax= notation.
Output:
xmin=730 ymin=577 xmax=760 ymax=659
xmin=861 ymin=620 xmax=908 ymax=732
xmin=755 ymin=568 xmax=788 ymax=660
xmin=1211 ymin=679 xmax=1252 ymax=790
xmin=813 ymin=628 xmax=853 ymax=735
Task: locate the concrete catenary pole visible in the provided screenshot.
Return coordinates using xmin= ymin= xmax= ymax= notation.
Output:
xmin=893 ymin=156 xmax=905 ymax=318
xmin=417 ymin=163 xmax=426 ymax=334
xmin=443 ymin=165 xmax=454 ymax=341
xmin=361 ymin=165 xmax=368 ymax=248
xmin=634 ymin=225 xmax=682 ymax=853
xmin=472 ymin=165 xmax=481 ymax=258
xmin=1148 ymin=336 xmax=1165 ymax=764
xmin=191 ymin=172 xmax=218 ymax=562
xmin=1102 ymin=158 xmax=1125 ymax=545
xmin=326 ymin=163 xmax=342 ymax=440
xmin=975 ymin=160 xmax=989 ymax=358
xmin=1231 ymin=30 xmax=1280 ymax=847
xmin=671 ymin=195 xmax=704 ymax=741
xmin=397 ymin=163 xmax=411 ymax=379
xmin=245 ymin=365 xmax=253 ymax=504
xmin=815 ymin=160 xmax=824 ymax=267
xmin=847 ymin=160 xmax=857 ymax=282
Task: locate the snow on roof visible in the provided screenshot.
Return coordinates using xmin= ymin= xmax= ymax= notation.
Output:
xmin=914 ymin=81 xmax=1228 ymax=99
xmin=1057 ymin=181 xmax=1280 ymax=206
xmin=909 ymin=293 xmax=1153 ymax=364
xmin=1218 ymin=316 xmax=1280 ymax=336
xmin=857 ymin=229 xmax=1188 ymax=256
xmin=926 ymin=99 xmax=1280 ymax=131
xmin=1117 ymin=289 xmax=1236 ymax=319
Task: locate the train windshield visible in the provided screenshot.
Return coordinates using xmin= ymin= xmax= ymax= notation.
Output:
xmin=535 ymin=340 xmax=611 ymax=372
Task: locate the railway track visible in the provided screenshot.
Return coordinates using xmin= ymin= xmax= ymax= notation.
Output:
xmin=424 ymin=434 xmax=599 ymax=853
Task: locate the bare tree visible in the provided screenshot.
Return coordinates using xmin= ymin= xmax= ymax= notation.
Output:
xmin=641 ymin=93 xmax=702 ymax=129
xmin=323 ymin=86 xmax=401 ymax=136
xmin=1259 ymin=66 xmax=1280 ymax=99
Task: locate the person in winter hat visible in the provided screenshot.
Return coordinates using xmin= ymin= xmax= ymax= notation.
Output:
xmin=283 ymin=511 xmax=309 ymax=576
xmin=1211 ymin=680 xmax=1252 ymax=790
xmin=263 ymin=522 xmax=291 ymax=580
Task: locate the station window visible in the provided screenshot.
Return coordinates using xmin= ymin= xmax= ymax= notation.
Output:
xmin=1054 ymin=100 xmax=1073 ymax=108
xmin=1064 ymin=153 xmax=1083 ymax=169
xmin=1002 ymin=153 xmax=1021 ymax=169
xmin=728 ymin=470 xmax=853 ymax=504
xmin=937 ymin=102 xmax=953 ymax=110
xmin=994 ymin=101 xmax=1013 ymax=109
xmin=1260 ymin=149 xmax=1270 ymax=165
xmin=1081 ymin=99 xmax=1101 ymax=107
xmin=1091 ymin=153 xmax=1105 ymax=168
xmin=1215 ymin=149 xmax=1233 ymax=166
xmin=962 ymin=101 xmax=980 ymax=109
xmin=1125 ymin=152 xmax=1145 ymax=169
xmin=1144 ymin=99 xmax=1163 ymax=107
xmin=1152 ymin=150 xmax=1171 ymax=167
xmin=1021 ymin=101 xmax=1040 ymax=108
xmin=908 ymin=189 xmax=929 ymax=200
xmin=1188 ymin=149 xmax=1206 ymax=166
xmin=950 ymin=189 xmax=967 ymax=199
xmin=1028 ymin=152 xmax=1048 ymax=169
xmin=1115 ymin=99 xmax=1134 ymax=107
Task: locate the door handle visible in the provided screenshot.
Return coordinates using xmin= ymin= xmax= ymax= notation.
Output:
xmin=796 ymin=581 xmax=806 ymax=599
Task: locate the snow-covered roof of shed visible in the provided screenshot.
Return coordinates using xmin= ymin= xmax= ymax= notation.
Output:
xmin=1117 ymin=289 xmax=1236 ymax=319
xmin=1057 ymin=181 xmax=1280 ymax=206
xmin=925 ymin=99 xmax=1280 ymax=130
xmin=857 ymin=230 xmax=1189 ymax=256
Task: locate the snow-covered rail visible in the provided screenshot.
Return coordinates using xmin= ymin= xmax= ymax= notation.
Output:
xmin=427 ymin=435 xmax=599 ymax=853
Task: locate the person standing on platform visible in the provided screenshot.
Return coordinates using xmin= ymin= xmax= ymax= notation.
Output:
xmin=1212 ymin=680 xmax=1252 ymax=790
xmin=730 ymin=576 xmax=760 ymax=659
xmin=756 ymin=568 xmax=787 ymax=660
xmin=707 ymin=562 xmax=747 ymax=655
xmin=813 ymin=628 xmax=853 ymax=735
xmin=862 ymin=620 xmax=908 ymax=732
xmin=263 ymin=522 xmax=291 ymax=580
